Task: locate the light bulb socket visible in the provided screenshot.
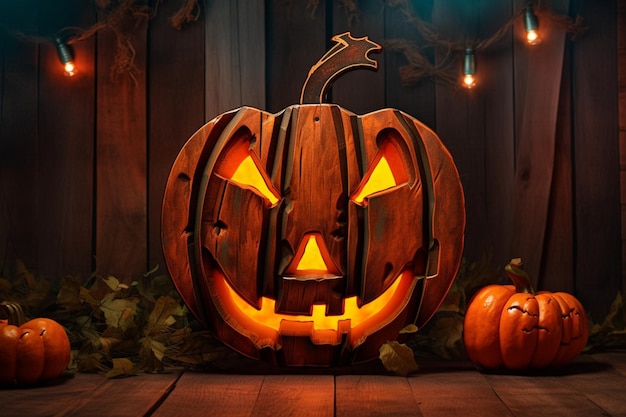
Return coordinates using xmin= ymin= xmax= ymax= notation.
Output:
xmin=463 ymin=48 xmax=476 ymax=75
xmin=54 ymin=36 xmax=74 ymax=65
xmin=524 ymin=6 xmax=539 ymax=32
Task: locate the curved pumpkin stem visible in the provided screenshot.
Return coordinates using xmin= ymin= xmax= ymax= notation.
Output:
xmin=0 ymin=301 xmax=26 ymax=326
xmin=300 ymin=32 xmax=382 ymax=104
xmin=504 ymin=258 xmax=536 ymax=294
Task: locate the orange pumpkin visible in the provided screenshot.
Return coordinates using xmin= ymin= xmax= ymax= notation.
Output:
xmin=0 ymin=302 xmax=71 ymax=385
xmin=162 ymin=33 xmax=466 ymax=366
xmin=463 ymin=258 xmax=588 ymax=370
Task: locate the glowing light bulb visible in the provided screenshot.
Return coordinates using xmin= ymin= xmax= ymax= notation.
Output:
xmin=63 ymin=61 xmax=76 ymax=77
xmin=524 ymin=7 xmax=542 ymax=45
xmin=462 ymin=48 xmax=476 ymax=89
xmin=54 ymin=37 xmax=77 ymax=77
xmin=526 ymin=29 xmax=541 ymax=45
xmin=463 ymin=74 xmax=476 ymax=89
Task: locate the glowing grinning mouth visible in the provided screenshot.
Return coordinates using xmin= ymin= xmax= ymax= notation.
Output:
xmin=209 ymin=268 xmax=418 ymax=350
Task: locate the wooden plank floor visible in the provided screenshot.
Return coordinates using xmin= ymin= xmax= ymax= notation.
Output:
xmin=3 ymin=351 xmax=625 ymax=417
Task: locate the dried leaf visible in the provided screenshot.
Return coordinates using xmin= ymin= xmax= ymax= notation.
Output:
xmin=106 ymin=358 xmax=136 ymax=378
xmin=78 ymin=352 xmax=109 ymax=373
xmin=429 ymin=315 xmax=464 ymax=360
xmin=142 ymin=337 xmax=167 ymax=361
xmin=15 ymin=259 xmax=36 ymax=288
xmin=100 ymin=293 xmax=139 ymax=330
xmin=168 ymin=330 xmax=231 ymax=365
xmin=149 ymin=296 xmax=183 ymax=326
xmin=103 ymin=275 xmax=129 ymax=291
xmin=103 ymin=275 xmax=120 ymax=291
xmin=379 ymin=341 xmax=419 ymax=376
xmin=100 ymin=326 xmax=126 ymax=354
xmin=22 ymin=276 xmax=53 ymax=309
xmin=79 ymin=286 xmax=101 ymax=309
xmin=0 ymin=277 xmax=12 ymax=295
xmin=57 ymin=275 xmax=82 ymax=312
xmin=399 ymin=324 xmax=418 ymax=334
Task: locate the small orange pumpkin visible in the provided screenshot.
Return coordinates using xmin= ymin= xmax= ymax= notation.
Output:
xmin=0 ymin=302 xmax=71 ymax=385
xmin=463 ymin=258 xmax=588 ymax=370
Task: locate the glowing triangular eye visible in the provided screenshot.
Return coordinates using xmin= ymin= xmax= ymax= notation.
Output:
xmin=215 ymin=136 xmax=280 ymax=206
xmin=351 ymin=140 xmax=409 ymax=205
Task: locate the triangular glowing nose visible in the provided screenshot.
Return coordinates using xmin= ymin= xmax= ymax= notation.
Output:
xmin=295 ymin=235 xmax=330 ymax=272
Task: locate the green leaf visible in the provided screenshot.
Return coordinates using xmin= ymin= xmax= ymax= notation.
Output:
xmin=379 ymin=341 xmax=419 ymax=376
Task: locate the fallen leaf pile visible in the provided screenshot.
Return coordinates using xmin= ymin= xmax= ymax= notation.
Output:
xmin=1 ymin=255 xmax=623 ymax=378
xmin=0 ymin=260 xmax=244 ymax=377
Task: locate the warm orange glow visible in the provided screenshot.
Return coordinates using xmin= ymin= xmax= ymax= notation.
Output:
xmin=64 ymin=61 xmax=76 ymax=77
xmin=283 ymin=232 xmax=341 ymax=278
xmin=462 ymin=74 xmax=476 ymax=89
xmin=211 ymin=268 xmax=417 ymax=349
xmin=526 ymin=30 xmax=541 ymax=45
xmin=352 ymin=140 xmax=408 ymax=205
xmin=231 ymin=155 xmax=279 ymax=205
xmin=215 ymin=138 xmax=280 ymax=206
xmin=353 ymin=156 xmax=395 ymax=204
xmin=295 ymin=235 xmax=329 ymax=272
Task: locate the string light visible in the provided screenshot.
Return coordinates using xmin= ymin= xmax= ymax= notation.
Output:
xmin=462 ymin=48 xmax=476 ymax=89
xmin=524 ymin=6 xmax=542 ymax=45
xmin=54 ymin=36 xmax=76 ymax=76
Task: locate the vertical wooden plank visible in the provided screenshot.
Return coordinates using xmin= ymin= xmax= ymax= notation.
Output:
xmin=571 ymin=0 xmax=622 ymax=319
xmin=37 ymin=1 xmax=95 ymax=279
xmin=205 ymin=0 xmax=265 ymax=120
xmin=153 ymin=373 xmax=264 ymax=417
xmin=0 ymin=0 xmax=39 ymax=269
xmin=336 ymin=375 xmax=423 ymax=417
xmin=266 ymin=0 xmax=327 ymax=112
xmin=384 ymin=0 xmax=436 ymax=127
xmin=508 ymin=0 xmax=569 ymax=287
xmin=619 ymin=0 xmax=626 ymax=316
xmin=433 ymin=0 xmax=486 ymax=262
xmin=541 ymin=47 xmax=574 ymax=292
xmin=479 ymin=0 xmax=516 ymax=269
xmin=332 ymin=0 xmax=385 ymax=114
xmin=96 ymin=9 xmax=148 ymax=282
xmin=250 ymin=375 xmax=334 ymax=417
xmin=0 ymin=28 xmax=5 ymax=264
xmin=148 ymin=0 xmax=205 ymax=273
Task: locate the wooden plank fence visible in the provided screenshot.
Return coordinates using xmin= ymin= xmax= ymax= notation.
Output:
xmin=0 ymin=0 xmax=622 ymax=322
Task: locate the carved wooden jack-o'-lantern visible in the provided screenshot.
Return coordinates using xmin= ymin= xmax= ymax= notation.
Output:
xmin=162 ymin=33 xmax=465 ymax=366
